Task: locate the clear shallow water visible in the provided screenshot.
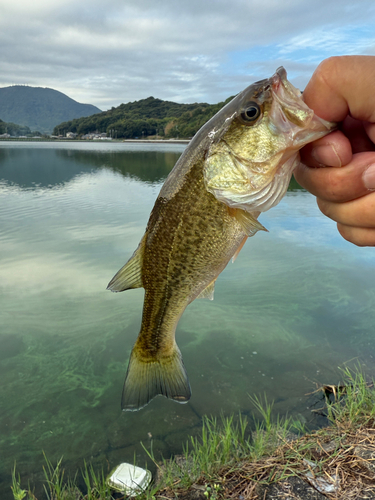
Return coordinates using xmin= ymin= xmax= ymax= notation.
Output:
xmin=1 ymin=141 xmax=375 ymax=498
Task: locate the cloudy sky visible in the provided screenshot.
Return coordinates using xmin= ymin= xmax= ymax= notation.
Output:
xmin=0 ymin=0 xmax=374 ymax=111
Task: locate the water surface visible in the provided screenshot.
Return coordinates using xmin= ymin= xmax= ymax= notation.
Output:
xmin=1 ymin=141 xmax=375 ymax=498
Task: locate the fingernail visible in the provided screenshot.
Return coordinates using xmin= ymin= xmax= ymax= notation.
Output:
xmin=311 ymin=144 xmax=342 ymax=167
xmin=363 ymin=164 xmax=375 ymax=190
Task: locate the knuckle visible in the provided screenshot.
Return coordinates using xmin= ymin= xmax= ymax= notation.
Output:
xmin=317 ymin=198 xmax=334 ymax=219
xmin=338 ymin=223 xmax=375 ymax=247
xmin=323 ymin=170 xmax=344 ymax=201
xmin=320 ymin=165 xmax=363 ymax=203
xmin=337 ymin=224 xmax=356 ymax=244
xmin=313 ymin=57 xmax=339 ymax=90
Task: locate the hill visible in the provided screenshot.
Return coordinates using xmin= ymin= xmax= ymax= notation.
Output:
xmin=53 ymin=96 xmax=233 ymax=139
xmin=0 ymin=86 xmax=101 ymax=134
xmin=0 ymin=119 xmax=32 ymax=137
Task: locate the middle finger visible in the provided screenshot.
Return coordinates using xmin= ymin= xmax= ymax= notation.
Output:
xmin=295 ymin=151 xmax=375 ymax=203
xmin=318 ymin=191 xmax=375 ymax=228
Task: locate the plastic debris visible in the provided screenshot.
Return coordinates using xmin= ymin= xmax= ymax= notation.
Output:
xmin=107 ymin=462 xmax=152 ymax=496
xmin=303 ymin=458 xmax=339 ymax=494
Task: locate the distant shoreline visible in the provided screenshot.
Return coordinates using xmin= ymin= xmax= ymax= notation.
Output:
xmin=0 ymin=137 xmax=190 ymax=144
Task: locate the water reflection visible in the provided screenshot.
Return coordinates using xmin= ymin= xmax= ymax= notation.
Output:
xmin=0 ymin=142 xmax=185 ymax=188
xmin=56 ymin=148 xmax=181 ymax=184
xmin=0 ymin=142 xmax=375 ymax=500
xmin=0 ymin=141 xmax=304 ymax=190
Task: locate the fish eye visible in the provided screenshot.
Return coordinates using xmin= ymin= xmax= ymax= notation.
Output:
xmin=240 ymin=102 xmax=261 ymax=124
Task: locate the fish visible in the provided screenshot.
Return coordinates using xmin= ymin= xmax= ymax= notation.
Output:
xmin=107 ymin=67 xmax=335 ymax=411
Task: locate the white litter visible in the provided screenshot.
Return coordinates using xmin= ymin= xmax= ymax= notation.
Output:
xmin=303 ymin=459 xmax=339 ymax=494
xmin=305 ymin=472 xmax=339 ymax=494
xmin=107 ymin=462 xmax=152 ymax=496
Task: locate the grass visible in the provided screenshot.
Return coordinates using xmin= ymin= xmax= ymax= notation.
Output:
xmin=145 ymin=400 xmax=305 ymax=499
xmin=148 ymin=367 xmax=375 ymax=499
xmin=11 ymin=465 xmax=27 ymax=500
xmin=11 ymin=456 xmax=114 ymax=500
xmin=10 ymin=367 xmax=375 ymax=500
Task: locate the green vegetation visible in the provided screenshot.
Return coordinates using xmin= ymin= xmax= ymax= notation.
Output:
xmin=0 ymin=119 xmax=38 ymax=137
xmin=0 ymin=86 xmax=101 ymax=134
xmin=53 ymin=96 xmax=232 ymax=139
xmin=10 ymin=368 xmax=375 ymax=500
xmin=0 ymin=86 xmax=232 ymax=138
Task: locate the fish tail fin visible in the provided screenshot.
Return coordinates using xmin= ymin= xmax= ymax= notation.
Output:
xmin=121 ymin=342 xmax=191 ymax=411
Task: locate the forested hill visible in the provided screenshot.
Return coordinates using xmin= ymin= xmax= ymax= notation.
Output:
xmin=53 ymin=95 xmax=233 ymax=139
xmin=0 ymin=118 xmax=33 ymax=137
xmin=0 ymin=86 xmax=101 ymax=134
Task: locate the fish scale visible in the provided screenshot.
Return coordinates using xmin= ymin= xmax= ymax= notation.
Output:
xmin=140 ymin=160 xmax=245 ymax=352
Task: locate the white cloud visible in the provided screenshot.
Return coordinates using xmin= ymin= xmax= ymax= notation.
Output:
xmin=0 ymin=0 xmax=374 ymax=109
xmin=278 ymin=25 xmax=375 ymax=59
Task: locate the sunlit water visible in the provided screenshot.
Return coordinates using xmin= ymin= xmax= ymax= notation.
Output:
xmin=1 ymin=141 xmax=375 ymax=498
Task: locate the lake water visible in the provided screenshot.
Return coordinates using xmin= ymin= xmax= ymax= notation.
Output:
xmin=1 ymin=141 xmax=375 ymax=498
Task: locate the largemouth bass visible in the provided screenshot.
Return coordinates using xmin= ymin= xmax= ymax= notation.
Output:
xmin=108 ymin=67 xmax=335 ymax=411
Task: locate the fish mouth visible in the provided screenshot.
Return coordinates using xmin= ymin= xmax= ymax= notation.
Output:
xmin=269 ymin=67 xmax=336 ymax=139
xmin=270 ymin=67 xmax=303 ymax=109
xmin=270 ymin=67 xmax=287 ymax=93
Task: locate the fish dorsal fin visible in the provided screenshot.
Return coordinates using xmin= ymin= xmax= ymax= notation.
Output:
xmin=234 ymin=209 xmax=268 ymax=237
xmin=107 ymin=235 xmax=146 ymax=292
xmin=197 ymin=280 xmax=216 ymax=300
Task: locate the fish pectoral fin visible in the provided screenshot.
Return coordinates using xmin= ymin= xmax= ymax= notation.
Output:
xmin=106 ymin=234 xmax=146 ymax=292
xmin=196 ymin=280 xmax=216 ymax=300
xmin=121 ymin=343 xmax=191 ymax=411
xmin=234 ymin=209 xmax=268 ymax=237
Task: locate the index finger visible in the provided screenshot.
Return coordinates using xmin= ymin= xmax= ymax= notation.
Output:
xmin=303 ymin=56 xmax=375 ymax=123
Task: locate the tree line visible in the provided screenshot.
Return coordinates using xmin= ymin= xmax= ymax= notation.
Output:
xmin=53 ymin=96 xmax=233 ymax=139
xmin=0 ymin=119 xmax=41 ymax=137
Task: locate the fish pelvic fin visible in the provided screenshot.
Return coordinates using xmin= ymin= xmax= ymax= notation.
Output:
xmin=107 ymin=235 xmax=146 ymax=292
xmin=121 ymin=342 xmax=191 ymax=411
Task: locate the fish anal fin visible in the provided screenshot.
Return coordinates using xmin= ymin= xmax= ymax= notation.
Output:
xmin=107 ymin=234 xmax=146 ymax=292
xmin=233 ymin=208 xmax=268 ymax=237
xmin=121 ymin=342 xmax=191 ymax=411
xmin=197 ymin=280 xmax=216 ymax=300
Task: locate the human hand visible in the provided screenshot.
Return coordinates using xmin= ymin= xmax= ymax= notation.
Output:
xmin=294 ymin=56 xmax=375 ymax=246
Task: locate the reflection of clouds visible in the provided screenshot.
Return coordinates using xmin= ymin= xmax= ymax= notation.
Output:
xmin=0 ymin=254 xmax=102 ymax=295
xmin=0 ymin=168 xmax=155 ymax=220
xmin=260 ymin=191 xmax=375 ymax=256
xmin=0 ymin=168 xmax=154 ymax=298
xmin=53 ymin=168 xmax=156 ymax=207
xmin=0 ymin=250 xmax=144 ymax=305
xmin=0 ymin=141 xmax=186 ymax=154
xmin=65 ymin=222 xmax=139 ymax=241
xmin=221 ymin=189 xmax=375 ymax=331
xmin=2 ymin=163 xmax=375 ymax=308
